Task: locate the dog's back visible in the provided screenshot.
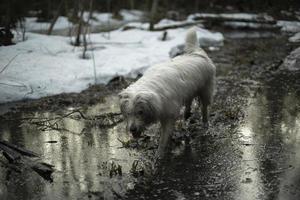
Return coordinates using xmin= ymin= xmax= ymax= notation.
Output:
xmin=139 ymin=27 xmax=215 ymax=104
xmin=123 ymin=27 xmax=215 ymax=114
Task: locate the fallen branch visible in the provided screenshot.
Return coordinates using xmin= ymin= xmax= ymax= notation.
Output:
xmin=122 ymin=20 xmax=204 ymax=31
xmin=0 ymin=140 xmax=54 ymax=181
xmin=0 ymin=82 xmax=26 ymax=88
xmin=0 ymin=140 xmax=39 ymax=157
xmin=0 ymin=53 xmax=20 ymax=74
xmin=0 ymin=144 xmax=21 ymax=162
xmin=20 ymin=110 xmax=122 ymax=132
xmin=153 ymin=20 xmax=204 ymax=31
xmin=31 ymin=162 xmax=55 ymax=181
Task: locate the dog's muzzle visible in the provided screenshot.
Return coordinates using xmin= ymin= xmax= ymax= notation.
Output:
xmin=130 ymin=125 xmax=142 ymax=138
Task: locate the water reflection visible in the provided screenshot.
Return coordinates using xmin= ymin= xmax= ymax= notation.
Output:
xmin=1 ymin=75 xmax=300 ymax=199
xmin=0 ymin=95 xmax=140 ymax=200
xmin=238 ymin=74 xmax=300 ymax=200
xmin=238 ymin=122 xmax=261 ymax=200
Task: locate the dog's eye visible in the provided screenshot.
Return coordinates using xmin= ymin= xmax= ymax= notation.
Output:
xmin=137 ymin=110 xmax=143 ymax=116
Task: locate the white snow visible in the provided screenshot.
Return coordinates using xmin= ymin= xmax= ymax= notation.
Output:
xmin=24 ymin=10 xmax=145 ymax=33
xmin=289 ymin=32 xmax=300 ymax=43
xmin=123 ymin=18 xmax=204 ymax=31
xmin=25 ymin=16 xmax=71 ymax=31
xmin=277 ymin=20 xmax=300 ymax=33
xmin=279 ymin=47 xmax=300 ymax=71
xmin=119 ymin=9 xmax=145 ymax=22
xmin=0 ymin=26 xmax=224 ymax=103
xmin=223 ymin=21 xmax=275 ymax=29
xmin=187 ymin=13 xmax=274 ymax=22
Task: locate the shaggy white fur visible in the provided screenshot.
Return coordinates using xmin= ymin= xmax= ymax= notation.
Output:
xmin=119 ymin=27 xmax=216 ymax=157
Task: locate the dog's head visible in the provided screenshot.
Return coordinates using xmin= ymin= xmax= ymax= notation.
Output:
xmin=119 ymin=91 xmax=160 ymax=138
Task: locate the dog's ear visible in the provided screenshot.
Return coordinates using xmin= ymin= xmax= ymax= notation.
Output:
xmin=135 ymin=92 xmax=161 ymax=118
xmin=119 ymin=92 xmax=130 ymax=113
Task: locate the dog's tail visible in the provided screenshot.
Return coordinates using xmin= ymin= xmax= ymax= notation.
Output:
xmin=184 ymin=27 xmax=199 ymax=54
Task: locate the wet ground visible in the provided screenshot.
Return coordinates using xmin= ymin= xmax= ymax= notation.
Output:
xmin=0 ymin=30 xmax=300 ymax=200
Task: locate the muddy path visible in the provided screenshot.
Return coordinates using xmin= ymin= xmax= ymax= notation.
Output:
xmin=0 ymin=30 xmax=300 ymax=200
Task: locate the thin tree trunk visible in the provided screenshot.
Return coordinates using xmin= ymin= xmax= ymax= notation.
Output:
xmin=75 ymin=1 xmax=84 ymax=46
xmin=82 ymin=0 xmax=94 ymax=59
xmin=194 ymin=0 xmax=199 ymax=12
xmin=129 ymin=0 xmax=135 ymax=10
xmin=20 ymin=19 xmax=26 ymax=41
xmin=149 ymin=0 xmax=159 ymax=31
xmin=47 ymin=0 xmax=64 ymax=35
xmin=71 ymin=0 xmax=80 ymax=21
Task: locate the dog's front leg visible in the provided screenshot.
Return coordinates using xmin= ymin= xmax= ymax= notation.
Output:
xmin=157 ymin=119 xmax=175 ymax=159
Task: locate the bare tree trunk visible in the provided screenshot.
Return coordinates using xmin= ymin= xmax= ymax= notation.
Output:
xmin=20 ymin=19 xmax=26 ymax=41
xmin=74 ymin=1 xmax=84 ymax=46
xmin=71 ymin=0 xmax=80 ymax=21
xmin=82 ymin=27 xmax=88 ymax=58
xmin=129 ymin=0 xmax=135 ymax=10
xmin=149 ymin=0 xmax=159 ymax=31
xmin=145 ymin=0 xmax=151 ymax=12
xmin=47 ymin=0 xmax=64 ymax=35
xmin=47 ymin=0 xmax=52 ymax=20
xmin=194 ymin=0 xmax=199 ymax=12
xmin=106 ymin=0 xmax=111 ymax=39
xmin=82 ymin=0 xmax=94 ymax=59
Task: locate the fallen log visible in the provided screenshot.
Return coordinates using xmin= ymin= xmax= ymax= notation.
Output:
xmin=122 ymin=20 xmax=204 ymax=31
xmin=0 ymin=140 xmax=39 ymax=157
xmin=152 ymin=20 xmax=204 ymax=31
xmin=188 ymin=13 xmax=276 ymax=24
xmin=0 ymin=140 xmax=54 ymax=181
xmin=31 ymin=161 xmax=55 ymax=182
xmin=0 ymin=143 xmax=21 ymax=162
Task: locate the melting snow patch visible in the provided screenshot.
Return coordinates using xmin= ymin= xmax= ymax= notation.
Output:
xmin=24 ymin=10 xmax=145 ymax=34
xmin=279 ymin=47 xmax=300 ymax=71
xmin=223 ymin=21 xmax=276 ymax=29
xmin=187 ymin=13 xmax=274 ymax=22
xmin=0 ymin=27 xmax=223 ymax=103
xmin=277 ymin=20 xmax=300 ymax=33
xmin=289 ymin=32 xmax=300 ymax=43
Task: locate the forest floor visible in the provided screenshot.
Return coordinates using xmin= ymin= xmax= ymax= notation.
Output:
xmin=0 ymin=29 xmax=300 ymax=200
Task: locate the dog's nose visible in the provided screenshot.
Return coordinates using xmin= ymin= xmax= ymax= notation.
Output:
xmin=130 ymin=125 xmax=137 ymax=134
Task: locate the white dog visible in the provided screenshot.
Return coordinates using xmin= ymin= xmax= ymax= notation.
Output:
xmin=119 ymin=27 xmax=216 ymax=157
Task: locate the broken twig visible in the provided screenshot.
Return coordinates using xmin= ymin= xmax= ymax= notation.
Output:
xmin=0 ymin=53 xmax=20 ymax=74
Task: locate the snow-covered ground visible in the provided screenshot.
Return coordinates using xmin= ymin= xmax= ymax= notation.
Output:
xmin=277 ymin=20 xmax=300 ymax=33
xmin=279 ymin=47 xmax=300 ymax=71
xmin=188 ymin=13 xmax=300 ymax=33
xmin=187 ymin=13 xmax=275 ymax=22
xmin=289 ymin=32 xmax=300 ymax=43
xmin=0 ymin=25 xmax=223 ymax=103
xmin=2 ymin=11 xmax=298 ymax=104
xmin=25 ymin=9 xmax=145 ymax=34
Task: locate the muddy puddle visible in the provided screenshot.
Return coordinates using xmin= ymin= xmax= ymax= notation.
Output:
xmin=236 ymin=73 xmax=300 ymax=200
xmin=0 ymin=95 xmax=146 ymax=199
xmin=1 ymin=31 xmax=300 ymax=200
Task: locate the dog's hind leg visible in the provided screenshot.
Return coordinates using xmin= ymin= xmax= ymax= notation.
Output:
xmin=199 ymin=91 xmax=211 ymax=126
xmin=157 ymin=119 xmax=175 ymax=159
xmin=199 ymin=79 xmax=214 ymax=126
xmin=201 ymin=103 xmax=208 ymax=124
